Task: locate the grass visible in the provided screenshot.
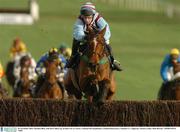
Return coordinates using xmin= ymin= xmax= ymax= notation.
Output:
xmin=0 ymin=0 xmax=180 ymax=100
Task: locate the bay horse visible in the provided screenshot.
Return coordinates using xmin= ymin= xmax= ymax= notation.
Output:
xmin=6 ymin=61 xmax=16 ymax=87
xmin=64 ymin=26 xmax=116 ymax=103
xmin=36 ymin=57 xmax=63 ymax=99
xmin=13 ymin=55 xmax=34 ymax=98
xmin=158 ymin=61 xmax=180 ymax=100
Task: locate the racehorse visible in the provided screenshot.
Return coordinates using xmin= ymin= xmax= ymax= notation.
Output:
xmin=64 ymin=26 xmax=116 ymax=103
xmin=6 ymin=61 xmax=16 ymax=87
xmin=36 ymin=58 xmax=63 ymax=99
xmin=158 ymin=61 xmax=180 ymax=100
xmin=13 ymin=55 xmax=34 ymax=98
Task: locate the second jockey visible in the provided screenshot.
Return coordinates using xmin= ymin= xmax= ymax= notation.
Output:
xmin=10 ymin=37 xmax=37 ymax=89
xmin=35 ymin=48 xmax=67 ymax=95
xmin=58 ymin=43 xmax=72 ymax=60
xmin=10 ymin=37 xmax=28 ymax=62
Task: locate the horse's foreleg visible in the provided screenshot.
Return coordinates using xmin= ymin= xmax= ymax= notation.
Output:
xmin=175 ymin=87 xmax=180 ymax=100
xmin=97 ymin=80 xmax=110 ymax=104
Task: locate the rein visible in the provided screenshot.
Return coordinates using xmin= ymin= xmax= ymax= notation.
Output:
xmin=80 ymin=39 xmax=109 ymax=72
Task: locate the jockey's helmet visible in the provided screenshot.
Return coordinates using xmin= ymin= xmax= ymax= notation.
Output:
xmin=80 ymin=2 xmax=95 ymax=16
xmin=48 ymin=48 xmax=59 ymax=59
xmin=170 ymin=48 xmax=179 ymax=55
xmin=10 ymin=37 xmax=27 ymax=56
xmin=59 ymin=43 xmax=67 ymax=51
xmin=65 ymin=48 xmax=72 ymax=57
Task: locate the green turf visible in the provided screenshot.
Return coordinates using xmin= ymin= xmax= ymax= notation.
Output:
xmin=0 ymin=0 xmax=180 ymax=100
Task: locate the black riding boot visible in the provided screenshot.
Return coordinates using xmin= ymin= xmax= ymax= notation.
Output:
xmin=66 ymin=39 xmax=80 ymax=68
xmin=106 ymin=45 xmax=122 ymax=71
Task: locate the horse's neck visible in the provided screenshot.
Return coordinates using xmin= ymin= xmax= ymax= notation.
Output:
xmin=173 ymin=71 xmax=180 ymax=80
xmin=46 ymin=69 xmax=57 ymax=84
xmin=173 ymin=63 xmax=180 ymax=74
xmin=21 ymin=67 xmax=29 ymax=80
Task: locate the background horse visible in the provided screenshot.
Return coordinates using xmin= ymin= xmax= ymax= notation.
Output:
xmin=13 ymin=55 xmax=34 ymax=98
xmin=64 ymin=27 xmax=116 ymax=103
xmin=6 ymin=61 xmax=16 ymax=87
xmin=36 ymin=58 xmax=63 ymax=99
xmin=158 ymin=61 xmax=180 ymax=100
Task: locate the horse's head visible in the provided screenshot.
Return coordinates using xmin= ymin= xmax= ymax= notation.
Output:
xmin=20 ymin=55 xmax=31 ymax=68
xmin=44 ymin=58 xmax=60 ymax=84
xmin=172 ymin=61 xmax=180 ymax=75
xmin=20 ymin=55 xmax=31 ymax=80
xmin=84 ymin=26 xmax=107 ymax=71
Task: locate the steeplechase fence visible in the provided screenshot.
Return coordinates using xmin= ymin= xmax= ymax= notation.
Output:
xmin=0 ymin=99 xmax=180 ymax=126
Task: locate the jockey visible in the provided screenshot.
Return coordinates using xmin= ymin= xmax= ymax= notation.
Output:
xmin=0 ymin=62 xmax=4 ymax=83
xmin=58 ymin=43 xmax=72 ymax=59
xmin=160 ymin=48 xmax=180 ymax=83
xmin=35 ymin=48 xmax=67 ymax=94
xmin=10 ymin=37 xmax=36 ymax=87
xmin=66 ymin=2 xmax=122 ymax=71
xmin=0 ymin=62 xmax=8 ymax=96
xmin=10 ymin=37 xmax=28 ymax=62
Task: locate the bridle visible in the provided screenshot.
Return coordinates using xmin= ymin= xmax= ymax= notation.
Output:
xmin=80 ymin=35 xmax=109 ymax=73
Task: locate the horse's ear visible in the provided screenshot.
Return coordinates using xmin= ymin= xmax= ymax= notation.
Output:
xmin=99 ymin=26 xmax=107 ymax=37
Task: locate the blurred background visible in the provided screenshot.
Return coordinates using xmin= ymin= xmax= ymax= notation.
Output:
xmin=0 ymin=0 xmax=180 ymax=100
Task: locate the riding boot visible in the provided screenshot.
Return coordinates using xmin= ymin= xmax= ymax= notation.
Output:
xmin=66 ymin=39 xmax=80 ymax=68
xmin=106 ymin=44 xmax=122 ymax=71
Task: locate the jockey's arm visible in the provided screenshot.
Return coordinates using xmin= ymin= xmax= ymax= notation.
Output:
xmin=96 ymin=17 xmax=111 ymax=44
xmin=35 ymin=54 xmax=48 ymax=74
xmin=30 ymin=58 xmax=37 ymax=68
xmin=29 ymin=58 xmax=37 ymax=80
xmin=178 ymin=56 xmax=180 ymax=62
xmin=13 ymin=60 xmax=21 ymax=80
xmin=73 ymin=19 xmax=86 ymax=41
xmin=160 ymin=55 xmax=171 ymax=82
xmin=58 ymin=55 xmax=67 ymax=68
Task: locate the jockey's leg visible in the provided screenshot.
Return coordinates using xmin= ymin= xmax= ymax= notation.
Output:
xmin=66 ymin=39 xmax=80 ymax=68
xmin=106 ymin=44 xmax=122 ymax=71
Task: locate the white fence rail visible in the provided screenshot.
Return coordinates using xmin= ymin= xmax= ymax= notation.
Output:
xmin=96 ymin=0 xmax=180 ymax=18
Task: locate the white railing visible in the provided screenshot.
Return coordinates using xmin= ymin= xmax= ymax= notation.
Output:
xmin=0 ymin=0 xmax=39 ymax=25
xmin=96 ymin=0 xmax=180 ymax=18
